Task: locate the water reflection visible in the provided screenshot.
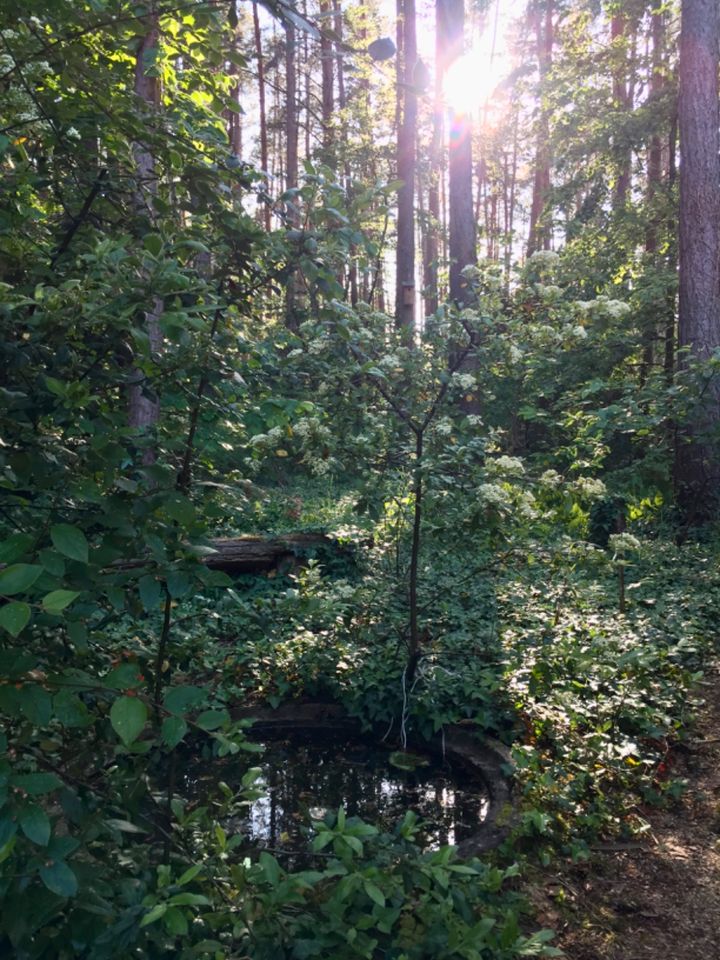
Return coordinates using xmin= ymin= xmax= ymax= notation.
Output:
xmin=193 ymin=733 xmax=489 ymax=856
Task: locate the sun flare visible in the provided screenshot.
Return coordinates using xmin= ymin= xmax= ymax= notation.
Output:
xmin=443 ymin=52 xmax=506 ymax=118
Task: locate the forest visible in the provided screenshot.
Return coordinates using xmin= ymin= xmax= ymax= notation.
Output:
xmin=1 ymin=0 xmax=719 ymax=956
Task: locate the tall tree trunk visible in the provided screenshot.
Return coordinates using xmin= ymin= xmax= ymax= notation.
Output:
xmin=129 ymin=4 xmax=163 ymax=463
xmin=253 ymin=3 xmax=270 ymax=231
xmin=438 ymin=0 xmax=475 ymax=305
xmin=640 ymin=8 xmax=665 ymax=383
xmin=424 ymin=17 xmax=444 ymax=320
xmin=320 ymin=0 xmax=334 ymax=160
xmin=285 ymin=23 xmax=300 ymax=329
xmin=675 ymin=0 xmax=720 ymax=518
xmin=611 ymin=12 xmax=632 ymax=208
xmin=527 ymin=0 xmax=553 ymax=257
xmin=396 ymin=0 xmax=418 ymax=333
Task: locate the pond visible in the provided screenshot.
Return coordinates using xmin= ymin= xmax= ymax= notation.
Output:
xmin=187 ymin=729 xmax=490 ymax=858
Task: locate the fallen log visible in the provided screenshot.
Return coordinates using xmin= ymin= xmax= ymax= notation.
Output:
xmin=202 ymin=533 xmax=344 ymax=574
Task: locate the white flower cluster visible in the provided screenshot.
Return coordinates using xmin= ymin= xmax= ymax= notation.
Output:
xmin=460 ymin=264 xmax=482 ymax=280
xmin=293 ymin=416 xmax=330 ymax=442
xmin=434 ymin=417 xmax=453 ymax=436
xmin=1 ymin=29 xmax=18 ymax=40
xmin=517 ymin=490 xmax=538 ymax=519
xmin=574 ymin=296 xmax=631 ymax=320
xmin=539 ymin=469 xmax=563 ymax=488
xmin=572 ymin=476 xmax=606 ymax=499
xmin=466 ymin=414 xmax=483 ymax=427
xmin=487 ymin=455 xmax=525 ymax=477
xmin=378 ymin=352 xmax=403 ymax=371
xmin=307 ymin=338 xmax=327 ymax=355
xmin=536 ymin=283 xmax=562 ymax=300
xmin=528 ymin=250 xmax=560 ymax=266
xmin=249 ymin=425 xmax=285 ymax=449
xmin=608 ymin=532 xmax=641 ymax=554
xmin=478 ymin=482 xmax=511 ymax=509
xmin=451 ymin=372 xmax=476 ymax=391
xmin=0 ymin=54 xmax=14 ymax=72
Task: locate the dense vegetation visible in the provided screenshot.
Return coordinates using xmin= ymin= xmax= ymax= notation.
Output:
xmin=1 ymin=0 xmax=719 ymax=957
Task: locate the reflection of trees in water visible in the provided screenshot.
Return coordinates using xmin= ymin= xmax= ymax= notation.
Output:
xmin=232 ymin=736 xmax=489 ymax=855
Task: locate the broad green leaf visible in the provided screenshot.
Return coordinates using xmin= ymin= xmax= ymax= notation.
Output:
xmin=41 ymin=590 xmax=80 ymax=615
xmin=161 ymin=715 xmax=188 ymax=749
xmin=0 ymin=533 xmax=35 ymax=565
xmin=166 ymin=571 xmax=191 ymax=598
xmin=10 ymin=773 xmax=63 ymax=795
xmin=53 ymin=690 xmax=90 ymax=727
xmin=140 ymin=903 xmax=167 ymax=927
xmin=18 ymin=685 xmax=52 ymax=726
xmin=164 ymin=685 xmax=206 ymax=715
xmin=110 ymin=696 xmax=148 ymax=747
xmin=163 ymin=907 xmax=189 ymax=935
xmin=40 ymin=860 xmax=77 ymax=897
xmin=0 ymin=564 xmax=42 ymax=596
xmin=364 ymin=880 xmax=385 ymax=907
xmin=143 ymin=233 xmax=163 ymax=257
xmin=50 ymin=525 xmax=89 ymax=564
xmin=195 ymin=708 xmax=229 ymax=731
xmin=0 ymin=601 xmax=31 ymax=637
xmin=20 ymin=804 xmax=51 ymax=845
xmin=139 ymin=575 xmax=162 ymax=611
xmin=0 ymin=815 xmax=18 ymax=847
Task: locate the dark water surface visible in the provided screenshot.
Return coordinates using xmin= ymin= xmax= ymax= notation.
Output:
xmin=189 ymin=731 xmax=490 ymax=856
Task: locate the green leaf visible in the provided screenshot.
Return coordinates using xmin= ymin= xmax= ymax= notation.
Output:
xmin=195 ymin=709 xmax=229 ymax=731
xmin=50 ymin=525 xmax=89 ymax=564
xmin=67 ymin=621 xmax=88 ymax=652
xmin=161 ymin=715 xmax=188 ymax=749
xmin=110 ymin=696 xmax=148 ymax=747
xmin=41 ymin=590 xmax=80 ymax=615
xmin=259 ymin=851 xmax=280 ymax=886
xmin=163 ymin=907 xmax=189 ymax=935
xmin=0 ymin=602 xmax=31 ymax=637
xmin=10 ymin=773 xmax=63 ymax=795
xmin=20 ymin=804 xmax=51 ymax=845
xmin=19 ymin=685 xmax=52 ymax=726
xmin=139 ymin=575 xmax=162 ymax=612
xmin=0 ymin=815 xmax=18 ymax=847
xmin=177 ymin=863 xmax=204 ymax=886
xmin=364 ymin=880 xmax=385 ymax=907
xmin=166 ymin=571 xmax=191 ymax=599
xmin=53 ymin=690 xmax=90 ymax=727
xmin=0 ymin=564 xmax=42 ymax=596
xmin=139 ymin=901 xmax=167 ymax=927
xmin=164 ymin=685 xmax=206 ymax=715
xmin=143 ymin=233 xmax=163 ymax=257
xmin=0 ymin=534 xmax=35 ymax=565
xmin=39 ymin=860 xmax=78 ymax=897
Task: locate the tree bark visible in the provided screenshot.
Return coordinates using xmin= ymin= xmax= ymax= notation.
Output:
xmin=129 ymin=4 xmax=162 ymax=464
xmin=675 ymin=0 xmax=720 ymax=519
xmin=320 ymin=0 xmax=334 ymax=159
xmin=285 ymin=22 xmax=300 ymax=329
xmin=396 ymin=0 xmax=417 ymax=333
xmin=438 ymin=0 xmax=475 ymax=306
xmin=253 ymin=3 xmax=271 ymax=231
xmin=611 ymin=12 xmax=632 ymax=208
xmin=527 ymin=0 xmax=553 ymax=258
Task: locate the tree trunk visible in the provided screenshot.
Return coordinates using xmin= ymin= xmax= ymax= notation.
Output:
xmin=675 ymin=0 xmax=720 ymax=519
xmin=129 ymin=4 xmax=162 ymax=464
xmin=285 ymin=23 xmax=300 ymax=329
xmin=253 ymin=3 xmax=271 ymax=231
xmin=396 ymin=0 xmax=417 ymax=334
xmin=438 ymin=0 xmax=475 ymax=305
xmin=320 ymin=0 xmax=334 ymax=160
xmin=611 ymin=12 xmax=632 ymax=208
xmin=527 ymin=0 xmax=553 ymax=258
xmin=424 ymin=17 xmax=444 ymax=320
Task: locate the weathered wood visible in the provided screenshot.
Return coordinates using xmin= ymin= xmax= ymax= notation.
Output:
xmin=203 ymin=533 xmax=339 ymax=573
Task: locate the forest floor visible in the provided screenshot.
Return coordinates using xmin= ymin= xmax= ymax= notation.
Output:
xmin=529 ymin=664 xmax=720 ymax=960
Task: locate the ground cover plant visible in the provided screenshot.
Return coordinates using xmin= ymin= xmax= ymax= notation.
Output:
xmin=2 ymin=1 xmax=720 ymax=958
